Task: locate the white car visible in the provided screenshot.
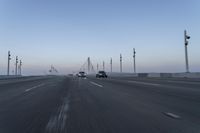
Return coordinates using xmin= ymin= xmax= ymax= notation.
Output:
xmin=77 ymin=71 xmax=86 ymax=78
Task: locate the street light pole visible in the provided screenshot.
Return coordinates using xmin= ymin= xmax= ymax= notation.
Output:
xmin=7 ymin=51 xmax=11 ymax=76
xmin=18 ymin=64 xmax=20 ymax=76
xmin=184 ymin=30 xmax=190 ymax=73
xmin=133 ymin=48 xmax=136 ymax=73
xmin=88 ymin=57 xmax=90 ymax=74
xmin=15 ymin=56 xmax=18 ymax=76
xmin=19 ymin=60 xmax=22 ymax=75
xmin=120 ymin=54 xmax=122 ymax=73
xmin=103 ymin=61 xmax=105 ymax=71
xmin=110 ymin=58 xmax=112 ymax=73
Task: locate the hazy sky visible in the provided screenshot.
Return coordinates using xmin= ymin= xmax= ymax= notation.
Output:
xmin=0 ymin=0 xmax=200 ymax=75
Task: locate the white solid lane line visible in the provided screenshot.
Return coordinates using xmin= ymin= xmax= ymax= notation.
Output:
xmin=127 ymin=80 xmax=160 ymax=86
xmin=90 ymin=81 xmax=103 ymax=88
xmin=25 ymin=83 xmax=45 ymax=92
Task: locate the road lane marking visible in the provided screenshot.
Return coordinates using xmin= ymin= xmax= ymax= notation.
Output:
xmin=90 ymin=81 xmax=103 ymax=88
xmin=164 ymin=112 xmax=181 ymax=119
xmin=25 ymin=83 xmax=45 ymax=92
xmin=46 ymin=96 xmax=70 ymax=132
xmin=127 ymin=81 xmax=160 ymax=86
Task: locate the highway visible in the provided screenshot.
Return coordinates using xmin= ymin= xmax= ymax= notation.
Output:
xmin=0 ymin=76 xmax=200 ymax=133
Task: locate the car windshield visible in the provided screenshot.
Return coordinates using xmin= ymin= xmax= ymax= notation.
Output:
xmin=79 ymin=72 xmax=85 ymax=74
xmin=99 ymin=71 xmax=105 ymax=73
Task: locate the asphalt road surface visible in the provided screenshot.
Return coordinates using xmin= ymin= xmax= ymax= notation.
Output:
xmin=0 ymin=76 xmax=200 ymax=133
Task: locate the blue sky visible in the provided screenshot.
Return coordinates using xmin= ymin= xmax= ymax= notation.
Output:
xmin=0 ymin=0 xmax=200 ymax=75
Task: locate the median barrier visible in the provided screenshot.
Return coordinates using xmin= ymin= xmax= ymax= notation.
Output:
xmin=172 ymin=73 xmax=200 ymax=78
xmin=138 ymin=73 xmax=148 ymax=77
xmin=160 ymin=73 xmax=172 ymax=78
xmin=147 ymin=73 xmax=160 ymax=78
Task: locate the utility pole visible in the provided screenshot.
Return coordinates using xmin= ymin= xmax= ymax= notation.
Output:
xmin=120 ymin=54 xmax=122 ymax=73
xmin=103 ymin=61 xmax=105 ymax=71
xmin=7 ymin=51 xmax=11 ymax=76
xmin=15 ymin=56 xmax=18 ymax=75
xmin=133 ymin=48 xmax=136 ymax=73
xmin=110 ymin=58 xmax=112 ymax=73
xmin=184 ymin=30 xmax=190 ymax=73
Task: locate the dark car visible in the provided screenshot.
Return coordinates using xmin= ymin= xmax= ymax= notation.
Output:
xmin=96 ymin=71 xmax=108 ymax=78
xmin=77 ymin=71 xmax=86 ymax=78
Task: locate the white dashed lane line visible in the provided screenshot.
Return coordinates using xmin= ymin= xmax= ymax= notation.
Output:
xmin=25 ymin=83 xmax=45 ymax=92
xmin=163 ymin=112 xmax=181 ymax=119
xmin=90 ymin=81 xmax=103 ymax=88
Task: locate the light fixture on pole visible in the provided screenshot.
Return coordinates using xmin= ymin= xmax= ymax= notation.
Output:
xmin=184 ymin=30 xmax=190 ymax=73
xmin=7 ymin=51 xmax=11 ymax=76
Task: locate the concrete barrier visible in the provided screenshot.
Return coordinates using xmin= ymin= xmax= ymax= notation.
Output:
xmin=172 ymin=72 xmax=200 ymax=78
xmin=105 ymin=72 xmax=200 ymax=78
xmin=138 ymin=73 xmax=148 ymax=77
xmin=0 ymin=75 xmax=22 ymax=80
xmin=148 ymin=73 xmax=160 ymax=78
xmin=187 ymin=73 xmax=200 ymax=78
xmin=108 ymin=73 xmax=138 ymax=77
xmin=160 ymin=73 xmax=172 ymax=78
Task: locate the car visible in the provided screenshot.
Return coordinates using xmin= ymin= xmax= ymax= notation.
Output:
xmin=96 ymin=71 xmax=108 ymax=78
xmin=77 ymin=71 xmax=86 ymax=78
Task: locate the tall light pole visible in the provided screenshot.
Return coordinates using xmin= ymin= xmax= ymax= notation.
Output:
xmin=15 ymin=56 xmax=18 ymax=75
xmin=88 ymin=57 xmax=90 ymax=74
xmin=7 ymin=51 xmax=11 ymax=76
xmin=133 ymin=48 xmax=136 ymax=73
xmin=18 ymin=64 xmax=20 ymax=76
xmin=184 ymin=30 xmax=190 ymax=73
xmin=110 ymin=58 xmax=112 ymax=73
xmin=19 ymin=60 xmax=22 ymax=75
xmin=103 ymin=61 xmax=105 ymax=71
xmin=120 ymin=54 xmax=122 ymax=73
